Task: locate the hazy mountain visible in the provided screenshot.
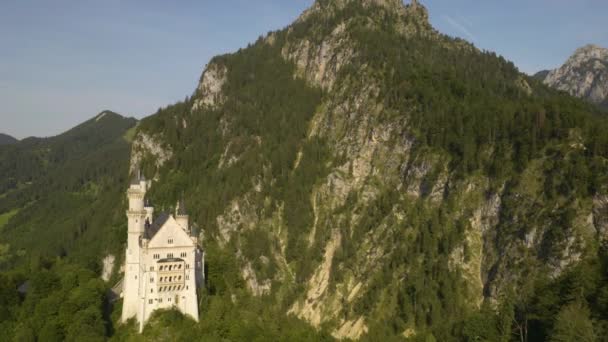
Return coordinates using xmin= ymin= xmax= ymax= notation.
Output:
xmin=2 ymin=1 xmax=608 ymax=341
xmin=537 ymin=44 xmax=608 ymax=109
xmin=0 ymin=134 xmax=18 ymax=146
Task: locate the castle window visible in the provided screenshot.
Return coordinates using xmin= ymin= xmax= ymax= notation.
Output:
xmin=168 ymin=238 xmax=174 ymax=244
xmin=153 ymin=254 xmax=160 ymax=260
xmin=167 ymin=253 xmax=174 ymax=258
xmin=186 ymin=275 xmax=189 ymax=280
xmin=181 ymin=252 xmax=187 ymax=258
xmin=159 ymin=266 xmax=164 ymax=271
xmin=148 ymin=299 xmax=153 ymax=304
xmin=168 ymin=297 xmax=172 ymax=302
xmin=186 ymin=286 xmax=188 ymax=290
xmin=150 ymin=277 xmax=154 ymax=283
xmin=150 ymin=266 xmax=154 ymax=271
xmin=186 ymin=264 xmax=190 ymax=269
xmin=159 ymin=298 xmax=162 ymax=303
xmin=150 ymin=289 xmax=153 ymax=293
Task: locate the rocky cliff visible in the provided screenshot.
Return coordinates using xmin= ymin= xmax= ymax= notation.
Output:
xmin=537 ymin=44 xmax=608 ymax=109
xmin=130 ymin=1 xmax=608 ymax=339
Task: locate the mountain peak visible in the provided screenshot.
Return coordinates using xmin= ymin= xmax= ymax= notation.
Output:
xmin=570 ymin=44 xmax=608 ymax=62
xmin=298 ymin=0 xmax=429 ymax=26
xmin=541 ymin=43 xmax=608 ymax=108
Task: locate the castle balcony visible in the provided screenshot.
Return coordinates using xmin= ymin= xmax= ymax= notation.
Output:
xmin=156 ymin=258 xmax=187 ymax=292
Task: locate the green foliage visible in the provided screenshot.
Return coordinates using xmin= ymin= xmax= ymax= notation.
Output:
xmin=0 ymin=261 xmax=108 ymax=341
xmin=550 ymin=301 xmax=596 ymax=342
xmin=0 ymin=112 xmax=135 ymax=270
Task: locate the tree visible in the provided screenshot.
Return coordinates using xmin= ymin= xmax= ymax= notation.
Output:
xmin=550 ymin=301 xmax=596 ymax=342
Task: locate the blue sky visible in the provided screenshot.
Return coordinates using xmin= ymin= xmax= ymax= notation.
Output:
xmin=1 ymin=0 xmax=607 ymax=139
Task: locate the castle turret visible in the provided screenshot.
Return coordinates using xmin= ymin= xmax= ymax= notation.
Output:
xmin=175 ymin=198 xmax=189 ymax=232
xmin=127 ymin=170 xmax=147 ymax=250
xmin=144 ymin=198 xmax=154 ymax=224
xmin=122 ymin=169 xmax=148 ymax=322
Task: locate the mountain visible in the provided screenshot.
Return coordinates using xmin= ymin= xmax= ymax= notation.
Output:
xmin=128 ymin=0 xmax=608 ymax=340
xmin=537 ymin=44 xmax=608 ymax=109
xmin=0 ymin=134 xmax=18 ymax=146
xmin=0 ymin=110 xmax=137 ymax=267
xmin=2 ymin=1 xmax=608 ymax=341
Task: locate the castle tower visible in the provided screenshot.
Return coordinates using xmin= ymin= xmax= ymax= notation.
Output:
xmin=122 ymin=169 xmax=148 ymax=322
xmin=144 ymin=198 xmax=154 ymax=224
xmin=175 ymin=198 xmax=189 ymax=232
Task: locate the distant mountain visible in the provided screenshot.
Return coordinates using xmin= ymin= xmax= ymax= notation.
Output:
xmin=532 ymin=69 xmax=550 ymax=81
xmin=537 ymin=44 xmax=608 ymax=109
xmin=0 ymin=110 xmax=137 ymax=267
xmin=0 ymin=133 xmax=18 ymax=145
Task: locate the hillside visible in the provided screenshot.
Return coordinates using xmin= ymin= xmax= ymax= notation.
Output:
xmin=537 ymin=44 xmax=608 ymax=110
xmin=0 ymin=134 xmax=18 ymax=146
xmin=2 ymin=0 xmax=608 ymax=341
xmin=128 ymin=0 xmax=608 ymax=340
xmin=0 ymin=111 xmax=137 ymax=268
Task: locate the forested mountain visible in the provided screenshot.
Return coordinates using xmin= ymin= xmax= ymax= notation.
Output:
xmin=0 ymin=111 xmax=137 ymax=267
xmin=536 ymin=44 xmax=608 ymax=110
xmin=2 ymin=0 xmax=608 ymax=341
xmin=0 ymin=134 xmax=18 ymax=146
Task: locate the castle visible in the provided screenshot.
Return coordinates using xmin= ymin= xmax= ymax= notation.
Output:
xmin=121 ymin=171 xmax=204 ymax=332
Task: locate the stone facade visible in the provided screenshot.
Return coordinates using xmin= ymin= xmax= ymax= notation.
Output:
xmin=121 ymin=172 xmax=204 ymax=332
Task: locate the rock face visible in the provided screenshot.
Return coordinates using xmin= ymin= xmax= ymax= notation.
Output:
xmin=192 ymin=62 xmax=227 ymax=111
xmin=101 ymin=254 xmax=115 ymax=282
xmin=129 ymin=0 xmax=606 ymax=339
xmin=130 ymin=132 xmax=173 ymax=177
xmin=539 ymin=44 xmax=608 ymax=109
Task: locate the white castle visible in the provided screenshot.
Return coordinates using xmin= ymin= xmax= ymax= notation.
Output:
xmin=121 ymin=171 xmax=204 ymax=332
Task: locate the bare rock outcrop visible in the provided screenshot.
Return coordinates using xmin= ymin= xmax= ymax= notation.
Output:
xmin=192 ymin=62 xmax=228 ymax=111
xmin=130 ymin=132 xmax=173 ymax=176
xmin=540 ymin=44 xmax=608 ymax=108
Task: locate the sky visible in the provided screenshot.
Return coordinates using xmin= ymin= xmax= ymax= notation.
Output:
xmin=1 ymin=0 xmax=607 ymax=139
